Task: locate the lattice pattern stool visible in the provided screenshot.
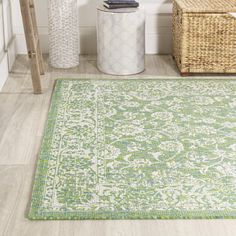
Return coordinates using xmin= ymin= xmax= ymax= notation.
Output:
xmin=97 ymin=6 xmax=145 ymax=75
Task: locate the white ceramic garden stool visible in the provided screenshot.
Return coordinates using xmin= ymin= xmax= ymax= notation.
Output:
xmin=48 ymin=0 xmax=80 ymax=68
xmin=97 ymin=7 xmax=145 ymax=75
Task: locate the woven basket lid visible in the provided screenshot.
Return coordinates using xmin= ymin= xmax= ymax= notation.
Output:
xmin=175 ymin=0 xmax=236 ymax=13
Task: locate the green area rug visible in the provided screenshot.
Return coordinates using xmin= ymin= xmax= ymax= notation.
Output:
xmin=29 ymin=79 xmax=236 ymax=220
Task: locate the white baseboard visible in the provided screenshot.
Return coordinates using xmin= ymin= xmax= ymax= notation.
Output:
xmin=0 ymin=52 xmax=9 ymax=90
xmin=7 ymin=36 xmax=16 ymax=70
xmin=14 ymin=9 xmax=173 ymax=55
xmin=15 ymin=34 xmax=173 ymax=55
xmin=15 ymin=27 xmax=173 ymax=55
xmin=0 ymin=37 xmax=16 ymax=91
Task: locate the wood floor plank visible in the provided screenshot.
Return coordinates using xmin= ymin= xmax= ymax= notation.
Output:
xmin=0 ymin=93 xmax=52 ymax=165
xmin=2 ymin=165 xmax=60 ymax=236
xmin=57 ymin=220 xmax=236 ymax=236
xmin=0 ymin=165 xmax=25 ymax=235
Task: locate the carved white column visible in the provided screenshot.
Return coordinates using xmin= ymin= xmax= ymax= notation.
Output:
xmin=48 ymin=0 xmax=79 ymax=68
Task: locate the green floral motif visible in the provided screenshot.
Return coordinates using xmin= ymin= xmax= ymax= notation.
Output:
xmin=29 ymin=79 xmax=236 ymax=220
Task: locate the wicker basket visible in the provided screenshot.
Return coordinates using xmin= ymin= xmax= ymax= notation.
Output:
xmin=173 ymin=0 xmax=236 ymax=75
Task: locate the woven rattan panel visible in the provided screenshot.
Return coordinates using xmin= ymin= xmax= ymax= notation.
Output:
xmin=172 ymin=1 xmax=236 ymax=73
xmin=176 ymin=0 xmax=236 ymax=13
xmin=184 ymin=14 xmax=236 ymax=73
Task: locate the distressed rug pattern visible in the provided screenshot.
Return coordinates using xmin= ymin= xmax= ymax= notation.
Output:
xmin=29 ymin=79 xmax=236 ymax=219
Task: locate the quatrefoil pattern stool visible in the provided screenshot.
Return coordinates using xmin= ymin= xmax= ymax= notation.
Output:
xmin=97 ymin=7 xmax=145 ymax=75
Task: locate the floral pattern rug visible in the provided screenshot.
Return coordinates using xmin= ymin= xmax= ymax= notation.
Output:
xmin=29 ymin=79 xmax=236 ymax=220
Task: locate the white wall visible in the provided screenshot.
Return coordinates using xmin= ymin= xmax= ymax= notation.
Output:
xmin=13 ymin=0 xmax=173 ymax=55
xmin=0 ymin=0 xmax=16 ymax=90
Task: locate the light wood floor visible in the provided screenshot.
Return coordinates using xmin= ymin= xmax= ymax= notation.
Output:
xmin=0 ymin=55 xmax=236 ymax=236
